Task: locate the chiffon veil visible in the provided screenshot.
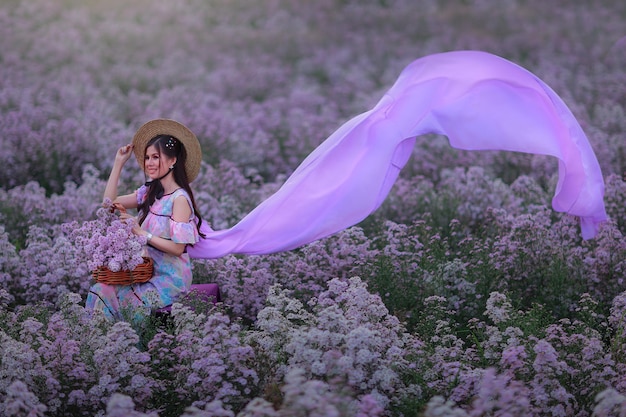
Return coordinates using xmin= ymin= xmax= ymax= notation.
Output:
xmin=188 ymin=50 xmax=607 ymax=259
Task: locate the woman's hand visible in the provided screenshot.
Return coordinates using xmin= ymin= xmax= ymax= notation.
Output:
xmin=110 ymin=202 xmax=125 ymax=213
xmin=114 ymin=144 xmax=134 ymax=166
xmin=123 ymin=213 xmax=144 ymax=236
xmin=111 ymin=203 xmax=142 ymax=235
xmin=115 ymin=208 xmax=143 ymax=235
xmin=103 ymin=144 xmax=135 ymax=204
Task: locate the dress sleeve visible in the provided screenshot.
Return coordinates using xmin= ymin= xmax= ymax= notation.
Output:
xmin=169 ymin=189 xmax=200 ymax=244
xmin=136 ymin=185 xmax=148 ymax=205
xmin=170 ymin=220 xmax=200 ymax=245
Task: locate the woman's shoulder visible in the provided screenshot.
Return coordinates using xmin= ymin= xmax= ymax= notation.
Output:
xmin=170 ymin=188 xmax=192 ymax=201
xmin=171 ymin=187 xmax=190 ymax=196
xmin=170 ymin=188 xmax=194 ymax=214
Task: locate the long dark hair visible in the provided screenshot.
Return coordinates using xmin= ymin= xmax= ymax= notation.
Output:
xmin=137 ymin=134 xmax=205 ymax=238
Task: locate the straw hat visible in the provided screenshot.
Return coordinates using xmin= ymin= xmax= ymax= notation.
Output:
xmin=132 ymin=119 xmax=202 ymax=182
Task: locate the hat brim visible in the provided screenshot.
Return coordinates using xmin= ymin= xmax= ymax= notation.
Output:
xmin=132 ymin=119 xmax=202 ymax=182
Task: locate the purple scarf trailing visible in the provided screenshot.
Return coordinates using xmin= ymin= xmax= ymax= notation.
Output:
xmin=188 ymin=50 xmax=607 ymax=259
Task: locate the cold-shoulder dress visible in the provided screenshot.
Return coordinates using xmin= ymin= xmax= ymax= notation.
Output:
xmin=86 ymin=185 xmax=200 ymax=320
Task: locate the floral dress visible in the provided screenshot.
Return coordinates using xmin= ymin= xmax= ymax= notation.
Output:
xmin=86 ymin=186 xmax=200 ymax=320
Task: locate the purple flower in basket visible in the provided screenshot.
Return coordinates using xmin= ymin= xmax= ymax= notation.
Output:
xmin=64 ymin=199 xmax=147 ymax=273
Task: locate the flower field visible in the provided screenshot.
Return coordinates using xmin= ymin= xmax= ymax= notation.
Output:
xmin=1 ymin=0 xmax=626 ymax=415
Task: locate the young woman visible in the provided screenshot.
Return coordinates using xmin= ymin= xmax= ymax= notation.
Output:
xmin=86 ymin=119 xmax=205 ymax=320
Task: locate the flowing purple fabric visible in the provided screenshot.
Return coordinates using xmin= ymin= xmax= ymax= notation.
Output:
xmin=188 ymin=50 xmax=607 ymax=259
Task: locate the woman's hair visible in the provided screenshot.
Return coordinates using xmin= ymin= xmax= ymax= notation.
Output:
xmin=137 ymin=134 xmax=205 ymax=238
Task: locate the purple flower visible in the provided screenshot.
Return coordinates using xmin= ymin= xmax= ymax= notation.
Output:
xmin=66 ymin=202 xmax=146 ymax=273
xmin=0 ymin=380 xmax=47 ymax=417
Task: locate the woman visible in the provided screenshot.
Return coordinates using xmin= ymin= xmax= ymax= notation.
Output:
xmin=86 ymin=119 xmax=205 ymax=320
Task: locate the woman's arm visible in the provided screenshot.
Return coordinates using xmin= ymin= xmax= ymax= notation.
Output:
xmin=104 ymin=144 xmax=139 ymax=209
xmin=143 ymin=233 xmax=187 ymax=257
xmin=146 ymin=195 xmax=193 ymax=256
xmin=125 ymin=195 xmax=192 ymax=257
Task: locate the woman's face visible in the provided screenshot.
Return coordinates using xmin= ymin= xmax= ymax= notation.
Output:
xmin=144 ymin=144 xmax=176 ymax=180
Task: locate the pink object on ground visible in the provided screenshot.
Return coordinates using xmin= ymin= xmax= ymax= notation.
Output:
xmin=155 ymin=283 xmax=221 ymax=314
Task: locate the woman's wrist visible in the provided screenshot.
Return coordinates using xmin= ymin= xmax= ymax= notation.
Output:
xmin=146 ymin=232 xmax=153 ymax=242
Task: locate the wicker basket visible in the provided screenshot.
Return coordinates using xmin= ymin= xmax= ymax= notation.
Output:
xmin=92 ymin=257 xmax=154 ymax=285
